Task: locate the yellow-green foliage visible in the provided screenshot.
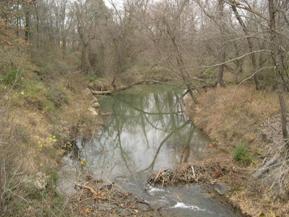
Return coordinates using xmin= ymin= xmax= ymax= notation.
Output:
xmin=6 ymin=78 xmax=68 ymax=113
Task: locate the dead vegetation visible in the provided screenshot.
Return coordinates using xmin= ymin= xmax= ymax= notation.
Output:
xmin=69 ymin=178 xmax=159 ymax=217
xmin=254 ymin=115 xmax=289 ymax=200
xmin=147 ymin=162 xmax=234 ymax=187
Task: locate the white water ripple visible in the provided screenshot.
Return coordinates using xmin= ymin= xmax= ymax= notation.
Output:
xmin=172 ymin=202 xmax=207 ymax=212
xmin=148 ymin=186 xmax=165 ymax=193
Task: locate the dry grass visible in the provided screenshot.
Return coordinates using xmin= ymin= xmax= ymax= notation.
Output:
xmin=185 ymin=85 xmax=289 ymax=217
xmin=193 ymin=85 xmax=281 ymax=150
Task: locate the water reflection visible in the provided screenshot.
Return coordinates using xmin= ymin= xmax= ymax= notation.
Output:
xmin=81 ymin=85 xmax=209 ymax=179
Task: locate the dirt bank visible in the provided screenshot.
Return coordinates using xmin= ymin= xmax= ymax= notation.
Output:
xmin=184 ymin=85 xmax=289 ymax=217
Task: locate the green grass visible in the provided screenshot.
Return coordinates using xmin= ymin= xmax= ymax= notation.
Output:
xmin=22 ymin=80 xmax=46 ymax=97
xmin=15 ymin=80 xmax=68 ymax=112
xmin=233 ymin=143 xmax=252 ymax=166
xmin=0 ymin=69 xmax=22 ymax=86
xmin=20 ymin=80 xmax=54 ymax=112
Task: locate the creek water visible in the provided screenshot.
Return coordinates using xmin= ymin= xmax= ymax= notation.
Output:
xmin=58 ymin=85 xmax=240 ymax=217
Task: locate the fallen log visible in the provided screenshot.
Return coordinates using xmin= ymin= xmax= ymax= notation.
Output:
xmin=90 ymin=90 xmax=113 ymax=95
xmin=89 ymin=79 xmax=169 ymax=96
xmin=89 ymin=78 xmax=211 ymax=96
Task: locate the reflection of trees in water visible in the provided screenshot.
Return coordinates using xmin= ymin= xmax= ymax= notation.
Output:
xmin=144 ymin=120 xmax=191 ymax=171
xmin=107 ymin=91 xmax=185 ymax=130
xmin=86 ymin=86 xmax=197 ymax=175
xmin=180 ymin=123 xmax=194 ymax=163
xmin=114 ymin=107 xmax=133 ymax=175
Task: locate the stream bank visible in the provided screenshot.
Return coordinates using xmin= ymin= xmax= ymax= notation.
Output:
xmin=0 ymin=70 xmax=104 ymax=217
xmin=184 ymin=85 xmax=289 ymax=217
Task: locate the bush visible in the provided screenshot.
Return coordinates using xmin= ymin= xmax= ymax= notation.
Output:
xmin=233 ymin=143 xmax=252 ymax=166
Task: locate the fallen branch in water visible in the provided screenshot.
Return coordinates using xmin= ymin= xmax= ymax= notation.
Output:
xmin=90 ymin=90 xmax=113 ymax=95
xmin=89 ymin=80 xmax=168 ymax=96
xmin=147 ymin=162 xmax=234 ymax=186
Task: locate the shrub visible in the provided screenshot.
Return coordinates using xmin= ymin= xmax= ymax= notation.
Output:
xmin=233 ymin=143 xmax=252 ymax=166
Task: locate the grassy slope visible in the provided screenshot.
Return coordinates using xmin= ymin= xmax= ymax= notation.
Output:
xmin=0 ymin=64 xmax=102 ymax=216
xmin=186 ymin=85 xmax=289 ymax=217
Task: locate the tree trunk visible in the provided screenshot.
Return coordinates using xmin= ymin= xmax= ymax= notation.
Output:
xmin=34 ymin=2 xmax=40 ymax=48
xmin=217 ymin=0 xmax=225 ymax=87
xmin=81 ymin=43 xmax=91 ymax=73
xmin=163 ymin=17 xmax=198 ymax=103
xmin=268 ymin=0 xmax=289 ymax=145
xmin=279 ymin=91 xmax=288 ymax=141
xmin=217 ymin=51 xmax=225 ymax=87
xmin=62 ymin=37 xmax=66 ymax=58
xmin=16 ymin=1 xmax=20 ymax=37
xmin=231 ymin=4 xmax=259 ymax=89
xmin=24 ymin=8 xmax=30 ymax=41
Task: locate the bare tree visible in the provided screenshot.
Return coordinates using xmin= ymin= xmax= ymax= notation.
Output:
xmin=216 ymin=0 xmax=226 ymax=86
xmin=229 ymin=0 xmax=260 ymax=89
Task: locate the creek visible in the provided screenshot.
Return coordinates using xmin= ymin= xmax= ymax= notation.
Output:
xmin=58 ymin=85 xmax=241 ymax=217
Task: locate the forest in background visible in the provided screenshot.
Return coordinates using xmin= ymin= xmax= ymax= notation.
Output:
xmin=2 ymin=0 xmax=289 ymax=123
xmin=3 ymin=0 xmax=289 ymax=84
xmin=2 ymin=0 xmax=289 ymax=216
